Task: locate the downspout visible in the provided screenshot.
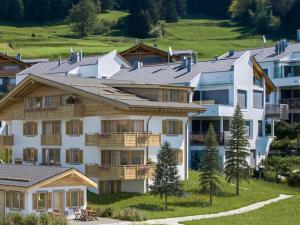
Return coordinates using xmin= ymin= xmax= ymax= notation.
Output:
xmin=146 ymin=115 xmax=153 ymax=191
xmin=185 ymin=90 xmax=194 ymax=180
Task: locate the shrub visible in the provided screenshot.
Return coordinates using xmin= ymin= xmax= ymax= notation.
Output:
xmin=93 ymin=19 xmax=115 ymax=35
xmin=24 ymin=214 xmax=39 ymax=225
xmin=39 ymin=214 xmax=51 ymax=225
xmin=287 ymin=170 xmax=300 ymax=187
xmin=5 ymin=213 xmax=24 ymax=225
xmin=96 ymin=207 xmax=114 ymax=217
xmin=270 ymin=137 xmax=290 ymax=151
xmin=113 ymin=208 xmax=147 ymax=221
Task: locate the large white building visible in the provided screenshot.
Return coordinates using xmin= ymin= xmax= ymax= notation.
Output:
xmin=0 ymin=74 xmax=203 ymax=194
xmin=108 ymin=51 xmax=276 ymax=169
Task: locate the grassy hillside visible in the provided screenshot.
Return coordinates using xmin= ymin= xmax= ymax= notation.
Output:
xmin=0 ymin=11 xmax=278 ymax=59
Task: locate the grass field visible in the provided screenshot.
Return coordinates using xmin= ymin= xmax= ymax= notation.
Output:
xmin=0 ymin=11 xmax=282 ymax=60
xmin=87 ymin=171 xmax=299 ymax=220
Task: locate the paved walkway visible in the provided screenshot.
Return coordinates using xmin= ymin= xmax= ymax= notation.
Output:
xmin=69 ymin=194 xmax=293 ymax=225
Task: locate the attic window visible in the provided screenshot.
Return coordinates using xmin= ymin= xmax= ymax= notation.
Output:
xmin=0 ymin=177 xmax=30 ymax=182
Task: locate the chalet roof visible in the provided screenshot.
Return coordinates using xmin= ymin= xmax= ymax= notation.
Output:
xmin=0 ymin=53 xmax=29 ymax=67
xmin=0 ymin=164 xmax=70 ymax=188
xmin=219 ymin=43 xmax=300 ymax=63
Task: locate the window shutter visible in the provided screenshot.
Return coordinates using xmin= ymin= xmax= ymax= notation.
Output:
xmin=32 ymin=193 xmax=37 ymax=210
xmin=80 ymin=190 xmax=84 ymax=206
xmin=66 ymin=191 xmax=71 ymax=208
xmin=162 ymin=120 xmax=167 ymax=134
xmin=34 ymin=149 xmax=38 ymax=162
xmin=79 ymin=120 xmax=83 ymax=135
xmin=34 ymin=122 xmax=38 ymax=135
xmin=47 ymin=192 xmax=52 ymax=209
xmin=66 ymin=121 xmax=71 ymax=135
xmin=66 ymin=149 xmax=70 ymax=164
xmin=79 ymin=150 xmax=83 ymax=164
xmin=6 ymin=191 xmax=11 ymax=208
xmin=179 ymin=149 xmax=183 ymax=165
xmin=178 ymin=121 xmax=183 ymax=135
xmin=23 ymin=149 xmax=27 ymax=161
xmin=23 ymin=123 xmax=27 ymax=135
xmin=20 ymin=192 xmax=25 ymax=210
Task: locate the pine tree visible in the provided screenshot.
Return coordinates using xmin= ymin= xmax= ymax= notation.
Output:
xmin=8 ymin=0 xmax=24 ymax=21
xmin=161 ymin=0 xmax=178 ymax=22
xmin=67 ymin=0 xmax=97 ymax=37
xmin=102 ymin=0 xmax=115 ymax=11
xmin=199 ymin=124 xmax=221 ymax=206
xmin=225 ymin=104 xmax=250 ymax=196
xmin=150 ymin=141 xmax=184 ymax=210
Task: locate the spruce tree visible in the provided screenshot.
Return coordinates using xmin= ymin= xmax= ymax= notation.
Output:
xmin=199 ymin=124 xmax=221 ymax=206
xmin=161 ymin=0 xmax=178 ymax=22
xmin=225 ymin=104 xmax=250 ymax=195
xmin=8 ymin=0 xmax=24 ymax=21
xmin=102 ymin=0 xmax=115 ymax=11
xmin=150 ymin=141 xmax=184 ymax=210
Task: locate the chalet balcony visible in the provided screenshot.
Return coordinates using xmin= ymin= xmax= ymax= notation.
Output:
xmin=41 ymin=134 xmax=62 ymax=146
xmin=6 ymin=104 xmax=84 ymax=120
xmin=85 ymin=164 xmax=156 ymax=180
xmin=0 ymin=135 xmax=14 ymax=147
xmin=85 ymin=132 xmax=161 ymax=147
xmin=265 ymin=103 xmax=289 ymax=120
xmin=190 ymin=132 xmax=225 ymax=146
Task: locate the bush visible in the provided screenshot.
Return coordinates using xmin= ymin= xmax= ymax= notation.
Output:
xmin=96 ymin=207 xmax=114 ymax=217
xmin=113 ymin=208 xmax=147 ymax=221
xmin=5 ymin=213 xmax=24 ymax=225
xmin=1 ymin=213 xmax=68 ymax=225
xmin=287 ymin=170 xmax=300 ymax=187
xmin=24 ymin=214 xmax=39 ymax=225
xmin=270 ymin=137 xmax=290 ymax=151
xmin=93 ymin=19 xmax=116 ymax=35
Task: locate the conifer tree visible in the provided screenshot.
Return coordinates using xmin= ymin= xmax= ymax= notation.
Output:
xmin=150 ymin=141 xmax=184 ymax=210
xmin=160 ymin=0 xmax=178 ymax=22
xmin=199 ymin=124 xmax=221 ymax=206
xmin=225 ymin=104 xmax=250 ymax=195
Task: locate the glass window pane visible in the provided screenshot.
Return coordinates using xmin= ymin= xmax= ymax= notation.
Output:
xmin=38 ymin=193 xmax=47 ymax=209
xmin=12 ymin=192 xmax=20 ymax=209
xmin=201 ymin=90 xmax=229 ymax=105
xmin=70 ymin=191 xmax=79 ymax=207
xmin=258 ymin=120 xmax=263 ymax=137
xmin=238 ymin=90 xmax=247 ymax=109
xmin=253 ymin=91 xmax=264 ymax=108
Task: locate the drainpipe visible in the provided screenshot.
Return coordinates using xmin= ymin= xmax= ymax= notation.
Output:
xmin=146 ymin=115 xmax=153 ymax=191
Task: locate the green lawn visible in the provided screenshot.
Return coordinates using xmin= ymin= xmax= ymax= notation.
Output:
xmin=183 ymin=190 xmax=300 ymax=225
xmin=0 ymin=11 xmax=279 ymax=60
xmin=87 ymin=171 xmax=298 ymax=220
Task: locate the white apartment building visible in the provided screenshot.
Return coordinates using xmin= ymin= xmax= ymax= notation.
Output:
xmin=108 ymin=51 xmax=276 ymax=169
xmin=0 ymin=74 xmax=203 ymax=194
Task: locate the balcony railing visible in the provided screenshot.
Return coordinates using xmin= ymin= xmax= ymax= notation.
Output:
xmin=41 ymin=134 xmax=62 ymax=146
xmin=85 ymin=132 xmax=161 ymax=147
xmin=265 ymin=103 xmax=289 ymax=120
xmin=281 ymin=98 xmax=300 ymax=111
xmin=190 ymin=132 xmax=225 ymax=145
xmin=0 ymin=135 xmax=14 ymax=147
xmin=5 ymin=104 xmax=84 ymax=120
xmin=193 ymin=100 xmax=215 ymax=105
xmin=85 ymin=164 xmax=156 ymax=180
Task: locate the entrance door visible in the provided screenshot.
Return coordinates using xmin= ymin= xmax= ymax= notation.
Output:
xmin=0 ymin=191 xmax=5 ymax=217
xmin=53 ymin=191 xmax=65 ymax=214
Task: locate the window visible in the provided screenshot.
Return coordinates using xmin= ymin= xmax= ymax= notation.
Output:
xmin=8 ymin=78 xmax=16 ymax=85
xmin=131 ymin=151 xmax=143 ymax=164
xmin=253 ymin=76 xmax=262 ymax=86
xmin=201 ymin=90 xmax=229 ymax=105
xmin=163 ymin=89 xmax=186 ymax=102
xmin=101 ymin=150 xmax=144 ymax=165
xmin=253 ymin=90 xmax=264 ymax=109
xmin=42 ymin=148 xmax=60 ymax=165
xmin=237 ymin=90 xmax=247 ymax=109
xmin=68 ymin=190 xmax=83 ymax=208
xmin=99 ymin=180 xmax=121 ymax=194
xmin=102 ymin=120 xmax=144 ymax=133
xmin=6 ymin=191 xmax=24 ymax=210
xmin=42 ymin=121 xmax=61 ymax=135
xmin=32 ymin=192 xmax=51 ymax=211
xmin=24 ymin=96 xmax=59 ymax=109
xmin=281 ymin=89 xmax=292 ymax=99
xmin=66 ymin=149 xmax=83 ymax=164
xmin=66 ymin=120 xmax=83 ymax=136
xmin=258 ymin=120 xmax=263 ymax=137
xmin=162 ymin=120 xmax=183 ymax=136
xmin=37 ymin=192 xmax=47 ymax=210
xmin=23 ymin=148 xmax=38 ymax=162
xmin=12 ymin=192 xmax=21 ymax=209
xmin=245 ymin=121 xmax=252 ymax=138
xmin=263 ymin=68 xmax=269 ymax=77
xmin=23 ymin=121 xmax=37 ymax=136
xmin=3 ymin=65 xmax=19 ymax=70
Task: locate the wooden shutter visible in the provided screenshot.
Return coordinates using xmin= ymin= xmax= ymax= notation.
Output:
xmin=23 ymin=149 xmax=28 ymax=161
xmin=179 ymin=149 xmax=183 ymax=165
xmin=6 ymin=191 xmax=11 ymax=208
xmin=23 ymin=122 xmax=27 ymax=135
xmin=80 ymin=190 xmax=84 ymax=206
xmin=66 ymin=121 xmax=71 ymax=135
xmin=66 ymin=149 xmax=71 ymax=164
xmin=66 ymin=191 xmax=71 ymax=208
xmin=79 ymin=120 xmax=83 ymax=135
xmin=178 ymin=121 xmax=183 ymax=135
xmin=33 ymin=122 xmax=38 ymax=135
xmin=34 ymin=149 xmax=38 ymax=162
xmin=32 ymin=193 xmax=37 ymax=210
xmin=79 ymin=150 xmax=83 ymax=164
xmin=162 ymin=120 xmax=167 ymax=134
xmin=20 ymin=192 xmax=25 ymax=210
xmin=47 ymin=192 xmax=52 ymax=209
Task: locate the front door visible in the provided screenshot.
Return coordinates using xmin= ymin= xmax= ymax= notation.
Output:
xmin=0 ymin=190 xmax=5 ymax=217
xmin=53 ymin=191 xmax=65 ymax=214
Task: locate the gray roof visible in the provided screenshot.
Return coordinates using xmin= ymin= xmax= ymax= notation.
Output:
xmin=110 ymin=58 xmax=237 ymax=84
xmin=220 ymin=43 xmax=300 ymax=63
xmin=18 ymin=55 xmax=102 ymax=77
xmin=0 ymin=164 xmax=70 ymax=188
xmin=22 ymin=58 xmax=49 ymax=64
xmin=30 ymin=74 xmax=203 ymax=110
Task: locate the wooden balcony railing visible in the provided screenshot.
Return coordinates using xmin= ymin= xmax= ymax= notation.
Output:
xmin=41 ymin=134 xmax=62 ymax=146
xmin=85 ymin=164 xmax=156 ymax=180
xmin=0 ymin=135 xmax=14 ymax=147
xmin=5 ymin=104 xmax=84 ymax=120
xmin=85 ymin=132 xmax=161 ymax=147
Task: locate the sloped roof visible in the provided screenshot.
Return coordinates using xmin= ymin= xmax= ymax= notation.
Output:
xmin=220 ymin=43 xmax=300 ymax=63
xmin=0 ymin=53 xmax=29 ymax=67
xmin=110 ymin=58 xmax=237 ymax=84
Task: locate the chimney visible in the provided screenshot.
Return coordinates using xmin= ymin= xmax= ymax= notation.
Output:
xmin=214 ymin=55 xmax=218 ymax=61
xmin=134 ymin=61 xmax=143 ymax=69
xmin=228 ymin=49 xmax=235 ymax=57
xmin=181 ymin=57 xmax=187 ymax=68
xmin=192 ymin=52 xmax=197 ymax=64
xmin=16 ymin=53 xmax=22 ymax=61
xmin=187 ymin=57 xmax=192 ymax=73
xmin=58 ymin=57 xmax=61 ymax=66
xmin=297 ymin=29 xmax=300 ymax=42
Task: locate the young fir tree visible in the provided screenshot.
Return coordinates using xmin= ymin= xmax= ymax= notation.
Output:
xmin=199 ymin=124 xmax=221 ymax=206
xmin=225 ymin=104 xmax=250 ymax=195
xmin=150 ymin=141 xmax=184 ymax=210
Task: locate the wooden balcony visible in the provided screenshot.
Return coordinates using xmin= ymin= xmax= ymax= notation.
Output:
xmin=5 ymin=104 xmax=84 ymax=120
xmin=85 ymin=164 xmax=156 ymax=180
xmin=85 ymin=132 xmax=161 ymax=147
xmin=41 ymin=134 xmax=62 ymax=146
xmin=0 ymin=135 xmax=14 ymax=147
